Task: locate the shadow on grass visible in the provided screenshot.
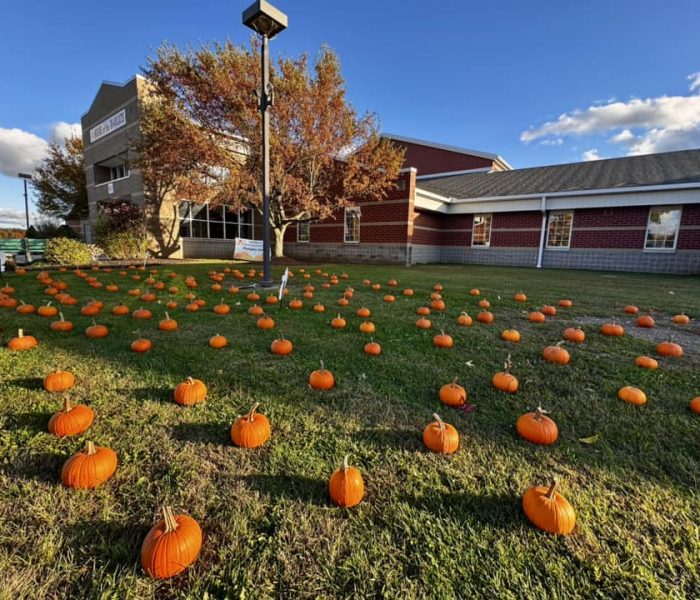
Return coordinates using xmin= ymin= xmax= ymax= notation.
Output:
xmin=1 ymin=450 xmax=64 ymax=484
xmin=241 ymin=473 xmax=327 ymax=505
xmin=66 ymin=518 xmax=143 ymax=570
xmin=402 ymin=490 xmax=522 ymax=531
xmin=6 ymin=410 xmax=52 ymax=433
xmin=171 ymin=422 xmax=231 ymax=445
xmin=352 ymin=428 xmax=424 ymax=451
xmin=8 ymin=377 xmax=44 ymax=391
xmin=125 ymin=386 xmax=173 ymax=404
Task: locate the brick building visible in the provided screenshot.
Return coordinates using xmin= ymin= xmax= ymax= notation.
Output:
xmin=82 ymin=78 xmax=700 ymax=273
xmin=284 ymin=136 xmax=700 ymax=274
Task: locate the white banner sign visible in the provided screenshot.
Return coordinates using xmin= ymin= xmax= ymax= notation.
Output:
xmin=233 ymin=238 xmax=264 ymax=261
xmin=0 ymin=251 xmax=5 ymax=273
xmin=89 ymin=108 xmax=126 ymax=143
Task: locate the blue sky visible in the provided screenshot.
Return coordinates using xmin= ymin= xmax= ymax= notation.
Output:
xmin=1 ymin=0 xmax=699 ymax=225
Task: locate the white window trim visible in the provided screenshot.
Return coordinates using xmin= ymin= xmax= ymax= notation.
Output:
xmin=344 ymin=207 xmax=361 ymax=244
xmin=95 ymin=173 xmax=131 ymax=188
xmin=471 ymin=213 xmax=492 ymax=248
xmin=297 ymin=221 xmax=310 ymax=243
xmin=546 ymin=210 xmax=574 ymax=250
xmin=644 ymin=205 xmax=682 ymax=252
xmin=179 ymin=201 xmax=255 ymax=241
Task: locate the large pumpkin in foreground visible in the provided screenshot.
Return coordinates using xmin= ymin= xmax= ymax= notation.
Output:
xmin=141 ymin=506 xmax=202 ymax=579
xmin=329 ymin=455 xmax=365 ymax=508
xmin=522 ymin=479 xmax=576 ymax=535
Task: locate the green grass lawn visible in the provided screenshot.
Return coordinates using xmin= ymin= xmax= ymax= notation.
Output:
xmin=1 ymin=262 xmax=699 ymax=599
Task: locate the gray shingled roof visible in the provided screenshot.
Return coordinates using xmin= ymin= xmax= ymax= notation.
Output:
xmin=417 ymin=149 xmax=700 ymax=199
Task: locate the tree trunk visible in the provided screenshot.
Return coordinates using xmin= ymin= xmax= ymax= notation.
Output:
xmin=273 ymin=224 xmax=289 ymax=258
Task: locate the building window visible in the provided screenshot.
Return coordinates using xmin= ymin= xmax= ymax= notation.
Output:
xmin=297 ymin=221 xmax=310 ymax=243
xmin=179 ymin=202 xmax=255 ymax=240
xmin=109 ymin=163 xmax=130 ymax=181
xmin=471 ymin=214 xmax=492 ymax=247
xmin=546 ymin=211 xmax=573 ymax=249
xmin=344 ymin=207 xmax=361 ymax=243
xmin=645 ymin=206 xmax=681 ymax=251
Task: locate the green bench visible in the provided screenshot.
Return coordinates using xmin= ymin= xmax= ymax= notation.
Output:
xmin=0 ymin=239 xmax=47 ymax=264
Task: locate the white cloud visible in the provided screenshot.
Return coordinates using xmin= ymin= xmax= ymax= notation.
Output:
xmin=610 ymin=128 xmax=635 ymax=144
xmin=689 ymin=72 xmax=700 ymax=93
xmin=0 ymin=128 xmax=49 ymax=178
xmin=582 ymin=148 xmax=602 ymax=161
xmin=521 ymin=73 xmax=700 ymax=156
xmin=51 ymin=121 xmax=81 ymax=145
xmin=0 ymin=122 xmax=80 ymax=178
xmin=0 ymin=208 xmax=42 ymax=227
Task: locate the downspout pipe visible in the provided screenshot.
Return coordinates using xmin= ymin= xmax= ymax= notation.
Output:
xmin=536 ymin=195 xmax=547 ymax=269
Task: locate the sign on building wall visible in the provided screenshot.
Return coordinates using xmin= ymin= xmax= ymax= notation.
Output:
xmin=89 ymin=108 xmax=126 ymax=143
xmin=233 ymin=238 xmax=264 ymax=261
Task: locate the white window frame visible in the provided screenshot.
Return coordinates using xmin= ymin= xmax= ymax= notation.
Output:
xmin=471 ymin=213 xmax=492 ymax=247
xmin=546 ymin=211 xmax=574 ymax=250
xmin=297 ymin=221 xmax=310 ymax=243
xmin=644 ymin=205 xmax=682 ymax=252
xmin=344 ymin=207 xmax=361 ymax=244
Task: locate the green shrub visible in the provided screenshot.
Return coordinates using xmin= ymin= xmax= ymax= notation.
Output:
xmin=102 ymin=231 xmax=148 ymax=260
xmin=45 ymin=238 xmax=92 ymax=265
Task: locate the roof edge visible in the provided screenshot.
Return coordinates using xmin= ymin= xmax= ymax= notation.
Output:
xmin=81 ymin=74 xmax=145 ymax=119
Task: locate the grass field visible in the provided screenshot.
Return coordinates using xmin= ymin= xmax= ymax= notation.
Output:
xmin=1 ymin=262 xmax=699 ymax=599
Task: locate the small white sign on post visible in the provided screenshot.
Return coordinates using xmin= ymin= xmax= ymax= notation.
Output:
xmin=278 ymin=267 xmax=289 ymax=301
xmin=0 ymin=251 xmax=5 ymax=273
xmin=233 ymin=238 xmax=264 ymax=262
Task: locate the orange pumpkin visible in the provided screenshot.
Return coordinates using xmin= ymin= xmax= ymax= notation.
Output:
xmin=50 ymin=312 xmax=74 ymax=332
xmin=416 ymin=306 xmax=430 ymax=316
xmin=85 ymin=322 xmax=108 ymax=339
xmin=600 ymin=322 xmax=624 ymax=337
xmin=477 ymin=310 xmax=494 ymax=324
xmin=656 ymin=341 xmax=683 ymax=357
xmin=209 ymin=333 xmax=228 ymax=349
xmin=618 ymin=386 xmax=647 ymax=406
xmin=433 ymin=330 xmax=453 ymax=348
xmin=140 ymin=506 xmax=202 ymax=579
xmin=313 ymin=303 xmax=325 ymax=313
xmin=563 ymin=327 xmax=585 ymax=343
xmin=132 ymin=307 xmax=153 ymax=320
xmin=522 ymin=479 xmax=576 ymax=535
xmin=383 ymin=294 xmax=396 ymax=303
xmin=415 ymin=317 xmax=432 ymax=330
xmin=288 ymin=299 xmax=303 ymax=310
xmin=513 ymin=292 xmax=527 ymax=302
xmin=257 ymin=315 xmax=275 ymax=330
xmin=456 ymin=312 xmax=473 ymax=327
xmin=529 ymin=311 xmax=546 ymax=323
xmin=363 ymin=338 xmax=382 ymax=356
xmin=402 ymin=289 xmax=414 ymax=297
xmin=636 ymin=314 xmax=655 ymax=328
xmin=230 ymin=402 xmax=271 ymax=448
xmin=430 ymin=299 xmax=446 ymax=311
xmin=558 ymin=299 xmax=573 ymax=308
xmin=517 ymin=407 xmax=558 ymax=445
xmin=492 ymin=354 xmax=518 ymax=393
xmin=672 ymin=313 xmax=690 ymax=325
xmin=112 ymin=303 xmax=130 ymax=316
xmin=131 ymin=338 xmax=152 ymax=353
xmin=423 ymin=413 xmax=459 ymax=454
xmin=61 ymin=441 xmax=117 ymax=489
xmin=331 ymin=314 xmax=347 ymax=329
xmin=357 ymin=307 xmax=371 ymax=318
xmin=501 ymin=328 xmax=520 ymax=343
xmin=158 ymin=312 xmax=178 ymax=332
xmin=248 ymin=304 xmax=264 ymax=316
xmin=213 ymin=299 xmax=231 ymax=315
xmin=309 ymin=361 xmax=335 ymax=390
xmin=635 ymin=355 xmax=658 ymax=369
xmin=439 ymin=378 xmax=467 ymax=407
xmin=174 ymin=377 xmax=207 ymax=406
xmin=478 ymin=299 xmax=490 ymax=309
xmin=329 ymin=455 xmax=364 ymax=508
xmin=541 ymin=305 xmax=557 ymax=317
xmin=469 ymin=288 xmax=480 ymax=296
xmin=271 ymin=336 xmax=293 ymax=355
xmin=359 ymin=321 xmax=376 ymax=334
xmin=623 ymin=305 xmax=639 ymax=314
xmin=542 ymin=342 xmax=570 ymax=365
xmin=690 ymin=397 xmax=700 ymax=414
xmin=37 ymin=302 xmax=58 ymax=318
xmin=16 ymin=301 xmax=36 ymax=315
xmin=48 ymin=398 xmax=94 ymax=437
xmin=43 ymin=370 xmax=75 ymax=393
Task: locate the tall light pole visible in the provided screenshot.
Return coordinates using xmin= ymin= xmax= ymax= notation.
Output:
xmin=242 ymin=0 xmax=287 ymax=288
xmin=18 ymin=173 xmax=33 ymax=263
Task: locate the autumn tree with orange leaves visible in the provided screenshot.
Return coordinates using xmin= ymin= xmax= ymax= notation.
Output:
xmin=140 ymin=41 xmax=404 ymax=257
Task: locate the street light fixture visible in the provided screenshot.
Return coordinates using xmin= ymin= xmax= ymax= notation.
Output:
xmin=18 ymin=173 xmax=33 ymax=263
xmin=242 ymin=0 xmax=287 ymax=288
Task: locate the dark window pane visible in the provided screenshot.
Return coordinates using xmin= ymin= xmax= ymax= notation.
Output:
xmin=180 ymin=221 xmax=191 ymax=238
xmin=190 ymin=203 xmax=207 ymax=220
xmin=225 ymin=223 xmax=239 ymax=240
xmin=209 ymin=221 xmax=224 ymax=239
xmin=192 ymin=220 xmax=208 ymax=238
xmin=209 ymin=205 xmax=224 ymax=223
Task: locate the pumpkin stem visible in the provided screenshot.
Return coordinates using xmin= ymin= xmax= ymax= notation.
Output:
xmin=342 ymin=455 xmax=350 ymax=472
xmin=452 ymin=376 xmax=459 ymax=385
xmin=63 ymin=397 xmax=73 ymax=412
xmin=58 ymin=312 xmax=65 ymax=321
xmin=162 ymin=506 xmax=179 ymax=533
xmin=164 ymin=311 xmax=170 ymax=320
xmin=320 ymin=360 xmax=325 ymax=372
xmin=433 ymin=413 xmax=445 ymax=430
xmin=85 ymin=441 xmax=97 ymax=455
xmin=18 ymin=328 xmax=24 ymax=338
xmin=504 ymin=353 xmax=513 ymax=374
xmin=546 ymin=479 xmax=558 ymax=499
xmin=248 ymin=402 xmax=260 ymax=422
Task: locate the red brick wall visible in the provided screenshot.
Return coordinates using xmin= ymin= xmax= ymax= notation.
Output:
xmin=398 ymin=141 xmax=495 ymax=175
xmin=678 ymin=204 xmax=700 ymax=249
xmin=572 ymin=206 xmax=648 ymax=228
